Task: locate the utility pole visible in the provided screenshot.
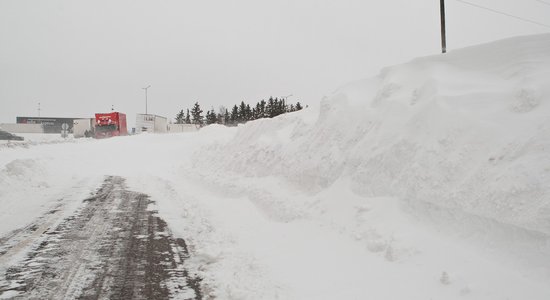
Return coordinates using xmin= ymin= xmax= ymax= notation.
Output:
xmin=142 ymin=85 xmax=151 ymax=115
xmin=440 ymin=0 xmax=447 ymax=53
xmin=38 ymin=102 xmax=41 ymax=117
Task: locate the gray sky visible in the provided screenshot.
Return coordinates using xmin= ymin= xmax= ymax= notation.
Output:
xmin=1 ymin=0 xmax=549 ymax=127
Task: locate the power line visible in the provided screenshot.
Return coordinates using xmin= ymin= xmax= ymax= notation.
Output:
xmin=455 ymin=0 xmax=550 ymax=29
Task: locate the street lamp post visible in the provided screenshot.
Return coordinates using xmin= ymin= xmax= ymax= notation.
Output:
xmin=142 ymin=85 xmax=151 ymax=115
xmin=282 ymin=94 xmax=293 ymax=101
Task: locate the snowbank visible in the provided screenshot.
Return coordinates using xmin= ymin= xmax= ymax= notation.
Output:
xmin=195 ymin=33 xmax=550 ymax=235
xmin=0 ymin=133 xmax=79 ymax=149
xmin=189 ymin=33 xmax=550 ymax=298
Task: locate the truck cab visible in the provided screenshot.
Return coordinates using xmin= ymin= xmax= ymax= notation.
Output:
xmin=94 ymin=112 xmax=128 ymax=138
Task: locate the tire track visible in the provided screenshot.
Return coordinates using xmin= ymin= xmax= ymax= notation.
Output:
xmin=0 ymin=176 xmax=202 ymax=299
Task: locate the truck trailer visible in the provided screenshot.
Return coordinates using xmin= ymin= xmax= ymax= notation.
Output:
xmin=73 ymin=118 xmax=95 ymax=138
xmin=135 ymin=114 xmax=167 ymax=134
xmin=94 ymin=112 xmax=128 ymax=138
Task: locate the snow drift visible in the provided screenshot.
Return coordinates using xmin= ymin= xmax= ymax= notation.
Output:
xmin=187 ymin=33 xmax=550 ymax=298
xmin=195 ymin=33 xmax=550 ymax=235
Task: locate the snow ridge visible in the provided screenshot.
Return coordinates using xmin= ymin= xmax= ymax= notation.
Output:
xmin=188 ymin=33 xmax=550 ymax=298
xmin=195 ymin=33 xmax=550 ymax=236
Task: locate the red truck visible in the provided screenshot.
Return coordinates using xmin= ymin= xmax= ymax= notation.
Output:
xmin=94 ymin=112 xmax=128 ymax=138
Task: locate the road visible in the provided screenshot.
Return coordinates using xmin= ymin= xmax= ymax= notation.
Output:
xmin=0 ymin=176 xmax=202 ymax=299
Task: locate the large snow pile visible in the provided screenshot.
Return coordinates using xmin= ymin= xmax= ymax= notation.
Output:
xmin=189 ymin=33 xmax=550 ymax=298
xmin=195 ymin=33 xmax=550 ymax=235
xmin=0 ymin=33 xmax=549 ymax=299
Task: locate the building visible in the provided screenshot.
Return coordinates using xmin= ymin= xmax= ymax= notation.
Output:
xmin=16 ymin=117 xmax=81 ymax=134
xmin=135 ymin=114 xmax=167 ymax=134
xmin=167 ymin=123 xmax=198 ymax=133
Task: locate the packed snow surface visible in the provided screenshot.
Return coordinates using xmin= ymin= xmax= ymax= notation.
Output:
xmin=1 ymin=33 xmax=550 ymax=299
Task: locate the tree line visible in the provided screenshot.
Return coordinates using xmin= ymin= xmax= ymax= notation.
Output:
xmin=175 ymin=97 xmax=304 ymax=126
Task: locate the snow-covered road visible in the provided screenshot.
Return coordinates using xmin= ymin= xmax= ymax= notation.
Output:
xmin=0 ymin=176 xmax=201 ymax=299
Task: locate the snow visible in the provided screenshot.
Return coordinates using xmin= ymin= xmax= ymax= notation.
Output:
xmin=1 ymin=33 xmax=550 ymax=299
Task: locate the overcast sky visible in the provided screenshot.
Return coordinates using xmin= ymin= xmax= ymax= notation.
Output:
xmin=1 ymin=0 xmax=549 ymax=126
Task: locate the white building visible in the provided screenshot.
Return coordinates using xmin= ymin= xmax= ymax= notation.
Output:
xmin=135 ymin=114 xmax=167 ymax=134
xmin=167 ymin=123 xmax=198 ymax=133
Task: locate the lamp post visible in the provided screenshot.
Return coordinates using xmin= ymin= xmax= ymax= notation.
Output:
xmin=281 ymin=94 xmax=293 ymax=112
xmin=142 ymin=85 xmax=151 ymax=115
xmin=282 ymin=94 xmax=293 ymax=101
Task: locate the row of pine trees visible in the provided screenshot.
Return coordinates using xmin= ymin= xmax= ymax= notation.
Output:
xmin=175 ymin=97 xmax=304 ymax=126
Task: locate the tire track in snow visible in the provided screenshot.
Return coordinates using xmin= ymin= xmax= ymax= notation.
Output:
xmin=0 ymin=206 xmax=64 ymax=267
xmin=0 ymin=176 xmax=202 ymax=299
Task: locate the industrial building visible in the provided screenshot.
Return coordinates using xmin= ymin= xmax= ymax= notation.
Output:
xmin=135 ymin=114 xmax=167 ymax=134
xmin=15 ymin=117 xmax=81 ymax=133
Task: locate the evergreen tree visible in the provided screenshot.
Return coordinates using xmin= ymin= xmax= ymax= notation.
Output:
xmin=175 ymin=109 xmax=185 ymax=124
xmin=289 ymin=104 xmax=295 ymax=112
xmin=266 ymin=97 xmax=275 ymax=118
xmin=272 ymin=97 xmax=280 ymax=117
xmin=206 ymin=109 xmax=218 ymax=125
xmin=175 ymin=98 xmax=304 ymax=128
xmin=238 ymin=101 xmax=247 ymax=122
xmin=254 ymin=102 xmax=261 ymax=119
xmin=185 ymin=109 xmax=191 ymax=124
xmin=223 ymin=109 xmax=230 ymax=125
xmin=274 ymin=97 xmax=281 ymax=116
xmin=191 ymin=102 xmax=203 ymax=126
xmin=245 ymin=104 xmax=252 ymax=121
xmin=259 ymin=100 xmax=267 ymax=118
xmin=212 ymin=109 xmax=218 ymax=124
xmin=230 ymin=105 xmax=239 ymax=125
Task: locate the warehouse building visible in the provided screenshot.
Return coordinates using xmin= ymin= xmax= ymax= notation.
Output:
xmin=16 ymin=117 xmax=81 ymax=133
